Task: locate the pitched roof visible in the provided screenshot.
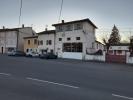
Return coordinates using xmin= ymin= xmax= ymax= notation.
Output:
xmin=37 ymin=30 xmax=55 ymax=35
xmin=23 ymin=35 xmax=38 ymax=39
xmin=0 ymin=27 xmax=32 ymax=32
xmin=95 ymin=40 xmax=105 ymax=45
xmin=52 ymin=18 xmax=97 ymax=29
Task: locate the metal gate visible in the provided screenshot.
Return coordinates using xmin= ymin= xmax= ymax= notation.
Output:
xmin=106 ymin=54 xmax=126 ymax=63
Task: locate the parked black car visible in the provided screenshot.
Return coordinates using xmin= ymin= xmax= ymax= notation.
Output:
xmin=8 ymin=51 xmax=26 ymax=56
xmin=39 ymin=53 xmax=57 ymax=59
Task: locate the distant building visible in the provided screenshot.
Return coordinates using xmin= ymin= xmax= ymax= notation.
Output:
xmin=108 ymin=43 xmax=130 ymax=55
xmin=52 ymin=18 xmax=98 ymax=59
xmin=23 ymin=36 xmax=38 ymax=53
xmin=95 ymin=40 xmax=105 ymax=51
xmin=0 ymin=25 xmax=34 ymax=53
xmin=37 ymin=30 xmax=56 ymax=54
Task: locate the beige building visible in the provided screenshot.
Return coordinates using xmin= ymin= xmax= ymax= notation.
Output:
xmin=52 ymin=18 xmax=98 ymax=59
xmin=0 ymin=26 xmax=34 ymax=53
xmin=37 ymin=30 xmax=56 ymax=54
xmin=23 ymin=36 xmax=38 ymax=53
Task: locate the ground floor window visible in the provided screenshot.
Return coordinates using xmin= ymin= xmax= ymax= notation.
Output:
xmin=63 ymin=43 xmax=82 ymax=52
xmin=8 ymin=48 xmax=15 ymax=52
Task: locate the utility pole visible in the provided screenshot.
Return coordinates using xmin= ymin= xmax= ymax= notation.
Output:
xmin=18 ymin=0 xmax=23 ymax=27
xmin=58 ymin=0 xmax=64 ymax=23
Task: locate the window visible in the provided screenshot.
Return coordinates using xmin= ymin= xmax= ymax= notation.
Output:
xmin=49 ymin=40 xmax=52 ymax=45
xmin=65 ymin=24 xmax=72 ymax=31
xmin=46 ymin=40 xmax=49 ymax=45
xmin=76 ymin=37 xmax=80 ymax=40
xmin=74 ymin=23 xmax=83 ymax=30
xmin=59 ymin=38 xmax=62 ymax=41
xmin=28 ymin=40 xmax=30 ymax=45
xmin=92 ymin=42 xmax=94 ymax=49
xmin=34 ymin=39 xmax=37 ymax=45
xmin=67 ymin=37 xmax=71 ymax=41
xmin=46 ymin=40 xmax=52 ymax=45
xmin=63 ymin=43 xmax=82 ymax=52
xmin=40 ymin=40 xmax=43 ymax=45
xmin=57 ymin=26 xmax=63 ymax=32
xmin=97 ymin=44 xmax=99 ymax=49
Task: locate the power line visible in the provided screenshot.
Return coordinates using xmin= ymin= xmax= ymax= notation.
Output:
xmin=18 ymin=0 xmax=23 ymax=27
xmin=58 ymin=0 xmax=63 ymax=23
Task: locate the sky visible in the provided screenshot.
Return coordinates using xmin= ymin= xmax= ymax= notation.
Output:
xmin=0 ymin=0 xmax=133 ymax=40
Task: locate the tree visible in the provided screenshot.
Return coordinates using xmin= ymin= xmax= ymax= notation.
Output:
xmin=108 ymin=25 xmax=121 ymax=45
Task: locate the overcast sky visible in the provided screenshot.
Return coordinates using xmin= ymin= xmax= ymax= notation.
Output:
xmin=0 ymin=0 xmax=133 ymax=33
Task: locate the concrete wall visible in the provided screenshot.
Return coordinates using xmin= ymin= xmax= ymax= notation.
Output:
xmin=62 ymin=52 xmax=82 ymax=60
xmin=126 ymin=52 xmax=133 ymax=64
xmin=0 ymin=31 xmax=17 ymax=53
xmin=85 ymin=52 xmax=106 ymax=62
xmin=18 ymin=27 xmax=33 ymax=51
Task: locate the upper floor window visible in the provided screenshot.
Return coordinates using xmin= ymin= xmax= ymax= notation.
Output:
xmin=65 ymin=24 xmax=73 ymax=31
xmin=92 ymin=42 xmax=95 ymax=49
xmin=74 ymin=23 xmax=83 ymax=30
xmin=56 ymin=26 xmax=63 ymax=32
xmin=46 ymin=40 xmax=52 ymax=45
xmin=67 ymin=37 xmax=71 ymax=41
xmin=34 ymin=39 xmax=37 ymax=45
xmin=59 ymin=38 xmax=62 ymax=41
xmin=49 ymin=40 xmax=52 ymax=45
xmin=40 ymin=40 xmax=43 ymax=45
xmin=28 ymin=40 xmax=30 ymax=45
xmin=76 ymin=37 xmax=80 ymax=40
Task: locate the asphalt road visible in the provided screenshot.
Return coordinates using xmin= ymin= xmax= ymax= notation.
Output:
xmin=0 ymin=54 xmax=133 ymax=100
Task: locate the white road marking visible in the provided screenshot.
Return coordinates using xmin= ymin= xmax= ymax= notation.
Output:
xmin=0 ymin=73 xmax=11 ymax=76
xmin=112 ymin=94 xmax=133 ymax=100
xmin=27 ymin=77 xmax=79 ymax=89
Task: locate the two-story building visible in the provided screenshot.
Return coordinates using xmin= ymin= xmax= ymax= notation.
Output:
xmin=23 ymin=35 xmax=38 ymax=53
xmin=37 ymin=30 xmax=56 ymax=54
xmin=0 ymin=25 xmax=34 ymax=54
xmin=52 ymin=18 xmax=97 ymax=60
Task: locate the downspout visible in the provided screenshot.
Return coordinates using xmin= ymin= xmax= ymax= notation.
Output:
xmin=16 ymin=30 xmax=19 ymax=51
xmin=54 ymin=32 xmax=56 ymax=55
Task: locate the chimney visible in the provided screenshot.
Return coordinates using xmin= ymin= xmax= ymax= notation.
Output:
xmin=45 ymin=28 xmax=48 ymax=31
xmin=62 ymin=20 xmax=65 ymax=23
xmin=22 ymin=24 xmax=24 ymax=28
xmin=3 ymin=26 xmax=5 ymax=29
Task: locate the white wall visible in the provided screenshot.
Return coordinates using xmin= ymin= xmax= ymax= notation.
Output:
xmin=126 ymin=52 xmax=133 ymax=64
xmin=0 ymin=31 xmax=17 ymax=53
xmin=55 ymin=21 xmax=96 ymax=59
xmin=62 ymin=52 xmax=82 ymax=60
xmin=38 ymin=33 xmax=55 ymax=53
xmin=85 ymin=52 xmax=106 ymax=62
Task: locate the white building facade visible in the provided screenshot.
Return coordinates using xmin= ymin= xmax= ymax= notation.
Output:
xmin=38 ymin=30 xmax=56 ymax=54
xmin=52 ymin=19 xmax=98 ymax=60
xmin=108 ymin=44 xmax=130 ymax=55
xmin=0 ymin=26 xmax=34 ymax=53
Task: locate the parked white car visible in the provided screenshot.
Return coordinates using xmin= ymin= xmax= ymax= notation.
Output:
xmin=26 ymin=51 xmax=39 ymax=57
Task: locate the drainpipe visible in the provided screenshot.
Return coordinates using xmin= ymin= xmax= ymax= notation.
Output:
xmin=16 ymin=30 xmax=19 ymax=51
